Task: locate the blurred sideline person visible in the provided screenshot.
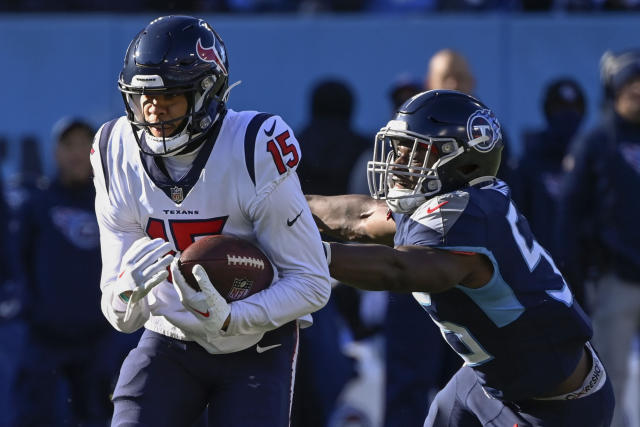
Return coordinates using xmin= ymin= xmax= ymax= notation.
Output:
xmin=345 ymin=73 xmax=430 ymax=427
xmin=558 ymin=48 xmax=640 ymax=427
xmin=297 ymin=78 xmax=369 ymax=195
xmin=8 ymin=119 xmax=127 ymax=426
xmin=291 ymin=78 xmax=361 ymax=427
xmin=424 ymin=48 xmax=475 ymax=95
xmin=512 ymin=77 xmax=586 ymax=281
xmin=0 ymin=146 xmax=25 ymax=427
xmin=307 ymin=90 xmax=614 ymax=426
xmin=92 ymin=15 xmax=330 ymax=426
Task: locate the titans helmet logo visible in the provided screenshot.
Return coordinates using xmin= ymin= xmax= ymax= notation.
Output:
xmin=466 ymin=109 xmax=502 ymax=153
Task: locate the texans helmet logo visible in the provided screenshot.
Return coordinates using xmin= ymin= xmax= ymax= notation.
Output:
xmin=196 ymin=38 xmax=228 ymax=76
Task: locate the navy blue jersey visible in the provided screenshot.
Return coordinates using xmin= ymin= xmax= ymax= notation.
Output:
xmin=393 ymin=178 xmax=593 ymax=401
xmin=11 ymin=178 xmax=105 ymax=341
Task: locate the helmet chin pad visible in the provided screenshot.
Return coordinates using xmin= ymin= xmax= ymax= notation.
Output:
xmin=385 ymin=188 xmax=427 ymax=213
xmin=143 ymin=125 xmax=195 ymax=156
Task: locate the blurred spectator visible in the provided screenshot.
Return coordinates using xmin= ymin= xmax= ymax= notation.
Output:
xmin=426 ymin=48 xmax=516 ymax=182
xmin=297 ymin=78 xmax=369 ymax=195
xmin=292 ymin=78 xmax=363 ymax=427
xmin=365 ymin=0 xmax=437 ymax=13
xmin=512 ymin=77 xmax=586 ymax=272
xmin=520 ymin=0 xmax=554 ymax=10
xmin=424 ymin=48 xmax=475 ymax=95
xmin=17 ymin=135 xmax=46 ymax=189
xmin=438 ymin=0 xmax=520 ymax=11
xmin=7 ymin=118 xmax=136 ymax=426
xmin=389 ymin=73 xmax=423 ymax=111
xmin=563 ymin=0 xmax=640 ymax=10
xmin=558 ymin=48 xmax=640 ymax=427
xmin=0 ymin=136 xmax=23 ymax=427
xmin=299 ymin=0 xmax=366 ymax=11
xmin=226 ymin=0 xmax=297 ymax=12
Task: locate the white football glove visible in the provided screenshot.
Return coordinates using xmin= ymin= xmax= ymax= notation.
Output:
xmin=170 ymin=257 xmax=231 ymax=339
xmin=114 ymin=237 xmax=174 ymax=323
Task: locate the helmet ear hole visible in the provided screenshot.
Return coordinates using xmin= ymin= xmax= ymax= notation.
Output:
xmin=457 ymin=163 xmax=479 ymax=176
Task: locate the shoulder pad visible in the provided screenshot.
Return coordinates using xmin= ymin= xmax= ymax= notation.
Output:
xmin=412 ymin=191 xmax=469 ymax=237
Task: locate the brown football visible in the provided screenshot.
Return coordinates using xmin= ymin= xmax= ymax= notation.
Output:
xmin=178 ymin=234 xmax=274 ymax=302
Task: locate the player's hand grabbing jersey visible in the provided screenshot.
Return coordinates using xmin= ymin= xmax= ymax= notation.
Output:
xmin=90 ymin=110 xmax=331 ymax=354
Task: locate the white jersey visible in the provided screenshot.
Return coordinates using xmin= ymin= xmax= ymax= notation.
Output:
xmin=90 ymin=109 xmax=331 ymax=354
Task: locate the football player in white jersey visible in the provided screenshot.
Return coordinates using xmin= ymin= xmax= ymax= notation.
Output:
xmin=90 ymin=15 xmax=331 ymax=426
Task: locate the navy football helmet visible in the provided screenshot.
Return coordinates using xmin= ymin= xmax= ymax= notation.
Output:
xmin=118 ymin=16 xmax=230 ymax=156
xmin=367 ymin=90 xmax=503 ymax=213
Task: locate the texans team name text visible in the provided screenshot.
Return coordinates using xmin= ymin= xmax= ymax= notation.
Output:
xmin=163 ymin=209 xmax=200 ymax=215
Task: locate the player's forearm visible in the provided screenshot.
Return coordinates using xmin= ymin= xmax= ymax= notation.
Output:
xmin=226 ymin=271 xmax=331 ymax=335
xmin=306 ymin=194 xmax=392 ymax=243
xmin=327 ymin=242 xmax=465 ymax=294
xmin=327 ymin=242 xmax=407 ymax=292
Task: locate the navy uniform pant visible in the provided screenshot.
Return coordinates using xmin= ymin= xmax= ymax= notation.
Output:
xmin=424 ymin=365 xmax=614 ymax=427
xmin=111 ymin=322 xmax=299 ymax=427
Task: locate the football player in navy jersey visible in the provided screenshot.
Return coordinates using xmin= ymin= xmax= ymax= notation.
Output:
xmin=90 ymin=15 xmax=331 ymax=426
xmin=306 ymin=90 xmax=614 ymax=426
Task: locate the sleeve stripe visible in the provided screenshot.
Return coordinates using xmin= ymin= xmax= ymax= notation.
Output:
xmin=244 ymin=113 xmax=274 ymax=185
xmin=99 ymin=118 xmax=119 ymax=195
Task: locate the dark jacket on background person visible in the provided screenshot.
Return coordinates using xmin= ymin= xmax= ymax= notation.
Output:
xmin=297 ymin=117 xmax=369 ymax=195
xmin=12 ymin=177 xmax=107 ymax=342
xmin=513 ymin=127 xmax=575 ymax=261
xmin=558 ymin=110 xmax=640 ymax=289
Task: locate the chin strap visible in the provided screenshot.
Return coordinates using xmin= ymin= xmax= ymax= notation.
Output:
xmin=222 ymin=80 xmax=242 ymax=103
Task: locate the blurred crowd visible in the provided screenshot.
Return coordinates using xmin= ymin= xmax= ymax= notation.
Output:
xmin=1 ymin=29 xmax=640 ymax=427
xmin=3 ymin=0 xmax=640 ymax=13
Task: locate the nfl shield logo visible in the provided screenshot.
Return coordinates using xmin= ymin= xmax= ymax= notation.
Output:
xmin=228 ymin=278 xmax=253 ymax=300
xmin=170 ymin=186 xmax=184 ymax=204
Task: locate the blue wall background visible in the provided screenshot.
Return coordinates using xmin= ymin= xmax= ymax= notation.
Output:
xmin=0 ymin=13 xmax=638 ymax=177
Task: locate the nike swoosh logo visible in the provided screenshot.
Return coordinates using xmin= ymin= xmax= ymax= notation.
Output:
xmin=264 ymin=120 xmax=276 ymax=137
xmin=427 ymin=200 xmax=449 ymax=214
xmin=193 ymin=308 xmax=210 ymax=318
xmin=287 ymin=210 xmax=303 ymax=226
xmin=256 ymin=343 xmax=281 ymax=353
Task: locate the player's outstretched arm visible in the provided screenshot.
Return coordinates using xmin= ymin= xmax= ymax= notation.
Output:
xmin=326 ymin=242 xmax=493 ymax=294
xmin=305 ymin=194 xmax=395 ymax=246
